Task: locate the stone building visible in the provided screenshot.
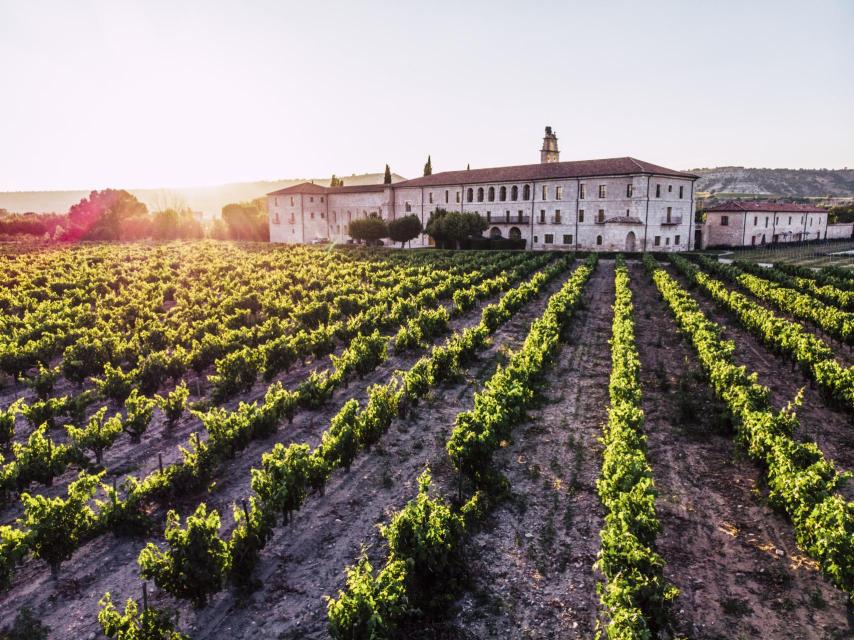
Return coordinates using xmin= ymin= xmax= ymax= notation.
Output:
xmin=700 ymin=201 xmax=829 ymax=249
xmin=268 ymin=127 xmax=699 ymax=251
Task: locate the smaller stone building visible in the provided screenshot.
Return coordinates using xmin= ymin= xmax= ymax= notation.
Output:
xmin=701 ymin=201 xmax=828 ymax=249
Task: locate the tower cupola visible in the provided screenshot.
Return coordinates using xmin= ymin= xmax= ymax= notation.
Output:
xmin=540 ymin=126 xmax=559 ymax=163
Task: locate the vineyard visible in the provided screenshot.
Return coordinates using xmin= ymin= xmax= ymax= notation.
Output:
xmin=0 ymin=241 xmax=852 ymax=639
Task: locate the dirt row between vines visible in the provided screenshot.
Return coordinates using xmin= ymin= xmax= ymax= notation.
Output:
xmin=670 ymin=264 xmax=854 ymax=500
xmin=446 ymin=260 xmax=614 ymax=639
xmin=631 ymin=261 xmax=851 ymax=640
xmin=0 ymin=268 xmax=571 ymax=639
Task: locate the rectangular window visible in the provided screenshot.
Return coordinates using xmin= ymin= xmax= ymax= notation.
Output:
xmin=544 ymin=233 xmax=554 ymax=244
xmin=578 ymin=209 xmax=585 ymax=222
xmin=666 ymin=206 xmax=672 ymax=222
xmin=290 ymin=196 xmax=294 ymax=206
xmin=654 ymin=235 xmax=661 ymax=246
xmin=518 ymin=210 xmax=524 ymax=222
xmin=405 ymin=201 xmax=412 ymax=213
xmin=579 ymin=183 xmax=586 ymax=199
xmin=274 ymin=197 xmax=278 ymax=206
xmin=429 ymin=192 xmax=433 ymax=204
xmin=668 ymin=185 xmax=673 ymax=193
xmin=598 ymin=184 xmax=607 ymax=198
xmin=445 ymin=190 xmax=449 ymax=204
xmin=539 ymin=209 xmax=546 ymax=223
xmin=534 ymin=236 xmax=538 ymax=243
xmin=310 ymin=196 xmax=314 ymax=203
xmin=598 ymin=209 xmax=605 ymax=223
xmin=721 ymin=215 xmax=729 ymax=226
xmin=321 ymin=196 xmax=324 ymax=203
xmin=486 ymin=211 xmax=491 ymax=223
xmin=666 ymin=237 xmax=670 ymax=245
xmin=555 ymin=209 xmax=561 ymax=223
xmin=321 ymin=212 xmax=325 ymax=219
xmin=456 ymin=191 xmax=460 ymax=203
xmin=556 ymin=186 xmax=563 ymax=199
xmin=754 ymin=216 xmax=758 ymax=226
xmin=563 ymin=234 xmax=572 ymax=245
xmin=542 ymin=185 xmax=548 ymax=200
xmin=675 ymin=235 xmax=681 ymax=245
xmin=655 ymin=184 xmax=661 ymax=198
xmin=765 ymin=216 xmax=769 ymax=228
xmin=627 ymin=183 xmax=633 ymax=197
xmin=272 ymin=212 xmax=280 ymax=224
xmin=679 ymin=185 xmax=684 ymax=199
xmin=310 ymin=212 xmax=315 ymax=219
xmin=788 ymin=216 xmax=792 ymax=225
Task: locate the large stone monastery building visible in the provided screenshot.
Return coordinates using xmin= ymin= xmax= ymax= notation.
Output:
xmin=268 ymin=128 xmax=699 ymax=251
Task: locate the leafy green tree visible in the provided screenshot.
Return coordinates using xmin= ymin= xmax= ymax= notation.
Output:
xmin=67 ymin=407 xmax=123 ymax=465
xmin=138 ymin=504 xmax=231 ymax=607
xmin=387 ymin=215 xmax=422 ymax=248
xmin=330 ymin=174 xmax=344 ymax=188
xmin=423 ymin=155 xmax=432 ymax=176
xmin=65 ymin=189 xmax=148 ymax=241
xmin=221 ymin=200 xmax=269 ymax=241
xmin=383 ymin=164 xmax=392 ymax=185
xmin=425 ymin=209 xmax=487 ymax=249
xmin=349 ymin=215 xmax=388 ymax=246
xmin=19 ymin=471 xmax=102 ymax=579
xmin=98 ymin=593 xmax=188 ymax=640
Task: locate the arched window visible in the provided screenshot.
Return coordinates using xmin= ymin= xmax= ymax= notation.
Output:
xmin=488 ymin=187 xmax=495 ymax=202
xmin=511 ymin=185 xmax=518 ymax=201
xmin=596 ymin=235 xmax=603 ymax=246
xmin=499 ymin=186 xmax=507 ymax=201
xmin=477 ymin=187 xmax=484 ymax=202
xmin=523 ymin=184 xmax=531 ymax=200
xmin=466 ymin=188 xmax=474 ymax=203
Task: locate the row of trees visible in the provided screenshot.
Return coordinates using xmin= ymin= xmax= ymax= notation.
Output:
xmin=0 ymin=190 xmax=268 ymax=242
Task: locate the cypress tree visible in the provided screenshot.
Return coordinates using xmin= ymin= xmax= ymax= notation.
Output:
xmin=423 ymin=155 xmax=432 ymax=176
xmin=383 ymin=164 xmax=392 ymax=185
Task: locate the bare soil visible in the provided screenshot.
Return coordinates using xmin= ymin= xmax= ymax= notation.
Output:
xmin=631 ymin=262 xmax=852 ymax=640
xmin=446 ymin=262 xmax=614 ymax=639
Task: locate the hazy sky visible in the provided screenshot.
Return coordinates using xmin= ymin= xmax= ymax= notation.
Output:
xmin=1 ymin=0 xmax=852 ymax=191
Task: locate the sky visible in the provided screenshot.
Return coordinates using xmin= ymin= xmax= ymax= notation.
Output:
xmin=1 ymin=0 xmax=852 ymax=192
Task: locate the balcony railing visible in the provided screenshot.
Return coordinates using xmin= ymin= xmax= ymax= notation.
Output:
xmin=661 ymin=216 xmax=683 ymax=226
xmin=486 ymin=216 xmax=530 ymax=225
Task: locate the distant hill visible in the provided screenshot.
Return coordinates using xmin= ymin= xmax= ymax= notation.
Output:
xmin=691 ymin=166 xmax=854 ymax=199
xmin=0 ymin=172 xmax=407 ymax=218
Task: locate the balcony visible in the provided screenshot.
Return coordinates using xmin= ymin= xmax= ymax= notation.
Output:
xmin=486 ymin=216 xmax=530 ymax=225
xmin=661 ymin=216 xmax=683 ymax=226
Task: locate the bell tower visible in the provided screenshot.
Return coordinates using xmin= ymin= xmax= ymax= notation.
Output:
xmin=540 ymin=126 xmax=559 ymax=163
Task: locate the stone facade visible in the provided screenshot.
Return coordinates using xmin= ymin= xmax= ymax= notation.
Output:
xmin=268 ymin=128 xmax=699 ymax=251
xmin=701 ymin=202 xmax=829 ymax=248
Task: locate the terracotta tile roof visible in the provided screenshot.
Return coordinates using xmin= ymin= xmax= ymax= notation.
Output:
xmin=328 ymin=184 xmax=387 ymax=194
xmin=267 ymin=182 xmax=329 ymax=196
xmin=604 ymin=215 xmax=644 ymax=224
xmin=395 ymin=157 xmax=697 ymax=188
xmin=706 ymin=200 xmax=826 ymax=214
